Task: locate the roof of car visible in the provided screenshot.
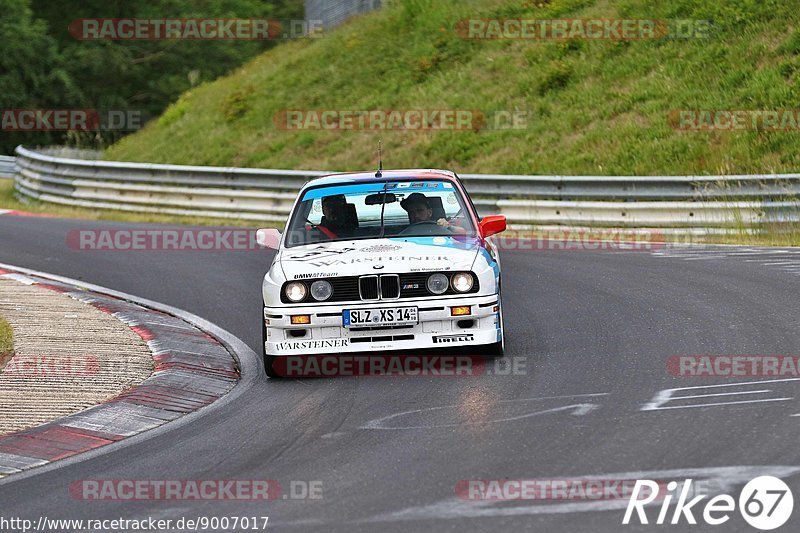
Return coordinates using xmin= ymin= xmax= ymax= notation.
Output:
xmin=302 ymin=169 xmax=457 ymax=189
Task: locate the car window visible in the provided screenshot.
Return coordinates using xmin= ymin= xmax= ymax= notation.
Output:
xmin=285 ymin=179 xmax=476 ymax=247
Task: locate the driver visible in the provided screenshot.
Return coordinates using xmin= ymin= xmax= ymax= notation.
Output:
xmin=400 ymin=193 xmax=433 ymax=224
xmin=400 ymin=192 xmax=467 ymax=234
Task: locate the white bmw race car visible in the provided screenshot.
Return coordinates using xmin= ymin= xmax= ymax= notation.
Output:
xmin=257 ymin=169 xmax=507 ymax=377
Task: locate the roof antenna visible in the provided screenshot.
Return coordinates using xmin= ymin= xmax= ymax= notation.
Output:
xmin=375 ymin=140 xmax=383 ymax=178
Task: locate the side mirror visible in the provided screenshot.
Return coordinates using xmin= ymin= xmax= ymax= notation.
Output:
xmin=256 ymin=228 xmax=282 ymax=249
xmin=479 ymin=215 xmax=506 ymax=238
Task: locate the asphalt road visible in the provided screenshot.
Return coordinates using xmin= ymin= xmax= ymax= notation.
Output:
xmin=1 ymin=214 xmax=800 ymax=532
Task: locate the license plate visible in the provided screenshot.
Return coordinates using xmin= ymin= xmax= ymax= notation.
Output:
xmin=343 ymin=307 xmax=418 ymax=328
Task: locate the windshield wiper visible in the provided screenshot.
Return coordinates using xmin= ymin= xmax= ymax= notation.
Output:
xmin=378 ymin=179 xmax=390 ymax=238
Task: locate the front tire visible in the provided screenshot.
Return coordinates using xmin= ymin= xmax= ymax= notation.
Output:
xmin=479 ymin=298 xmax=505 ymax=357
xmin=262 ymin=316 xmax=281 ymax=378
xmin=264 ymin=354 xmax=280 ymax=378
xmin=483 ymin=339 xmax=504 ymax=357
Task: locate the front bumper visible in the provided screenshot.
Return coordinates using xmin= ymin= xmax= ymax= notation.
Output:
xmin=264 ymin=294 xmax=500 ymax=356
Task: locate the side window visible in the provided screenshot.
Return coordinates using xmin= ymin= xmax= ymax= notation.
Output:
xmin=454 ymin=175 xmax=480 ymax=221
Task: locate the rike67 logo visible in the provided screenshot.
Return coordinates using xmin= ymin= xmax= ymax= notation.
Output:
xmin=624 ymin=476 xmax=793 ymax=530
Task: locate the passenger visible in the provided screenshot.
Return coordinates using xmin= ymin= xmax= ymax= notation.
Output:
xmin=318 ymin=194 xmax=349 ymax=239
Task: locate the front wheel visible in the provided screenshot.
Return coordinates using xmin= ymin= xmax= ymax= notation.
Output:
xmin=479 ymin=300 xmax=505 ymax=357
xmin=483 ymin=339 xmax=504 ymax=357
xmin=264 ymin=354 xmax=281 ymax=378
xmin=262 ymin=316 xmax=281 ymax=378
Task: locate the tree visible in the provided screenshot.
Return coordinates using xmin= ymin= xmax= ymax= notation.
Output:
xmin=0 ymin=0 xmax=81 ymax=153
xmin=0 ymin=0 xmax=304 ymax=154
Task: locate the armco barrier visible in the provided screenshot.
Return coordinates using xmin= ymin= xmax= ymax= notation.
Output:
xmin=12 ymin=146 xmax=800 ymax=228
xmin=0 ymin=155 xmax=15 ymax=179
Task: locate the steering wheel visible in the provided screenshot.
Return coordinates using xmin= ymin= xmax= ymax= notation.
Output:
xmin=398 ymin=220 xmax=440 ymax=235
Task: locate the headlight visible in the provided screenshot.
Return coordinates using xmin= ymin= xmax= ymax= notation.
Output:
xmin=284 ymin=282 xmax=307 ymax=302
xmin=310 ymin=280 xmax=333 ymax=301
xmin=427 ymin=273 xmax=449 ymax=295
xmin=451 ymin=272 xmax=474 ymax=293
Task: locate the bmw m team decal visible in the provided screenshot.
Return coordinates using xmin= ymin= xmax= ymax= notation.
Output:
xmin=293 ymin=272 xmax=337 ymax=279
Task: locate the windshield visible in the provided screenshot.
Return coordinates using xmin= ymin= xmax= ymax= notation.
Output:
xmin=284 ymin=179 xmax=476 ymax=247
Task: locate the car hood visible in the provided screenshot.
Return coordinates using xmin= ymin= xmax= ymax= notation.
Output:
xmin=277 ymin=236 xmax=482 ymax=280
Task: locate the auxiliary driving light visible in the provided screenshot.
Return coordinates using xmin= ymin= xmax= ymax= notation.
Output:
xmin=450 ymin=306 xmax=472 ymax=316
xmin=291 ymin=315 xmax=311 ymax=325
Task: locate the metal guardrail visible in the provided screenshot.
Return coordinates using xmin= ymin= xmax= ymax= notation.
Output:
xmin=0 ymin=156 xmax=15 ymax=179
xmin=305 ymin=0 xmax=383 ymax=29
xmin=12 ymin=145 xmax=800 ymax=228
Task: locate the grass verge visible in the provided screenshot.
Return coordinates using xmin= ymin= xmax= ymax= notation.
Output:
xmin=0 ymin=316 xmax=13 ymax=373
xmin=106 ymin=0 xmax=800 ymax=176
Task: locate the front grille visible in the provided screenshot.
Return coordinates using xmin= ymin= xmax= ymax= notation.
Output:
xmin=380 ymin=274 xmax=400 ymax=299
xmin=280 ymin=272 xmax=479 ymax=303
xmin=359 ymin=276 xmax=379 ymax=300
xmin=359 ymin=274 xmax=399 ymax=300
xmin=399 ymin=273 xmax=434 ymax=299
xmin=330 ymin=277 xmax=361 ymax=301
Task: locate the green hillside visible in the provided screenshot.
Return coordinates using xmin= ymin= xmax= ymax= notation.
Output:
xmin=106 ymin=0 xmax=800 ymax=176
